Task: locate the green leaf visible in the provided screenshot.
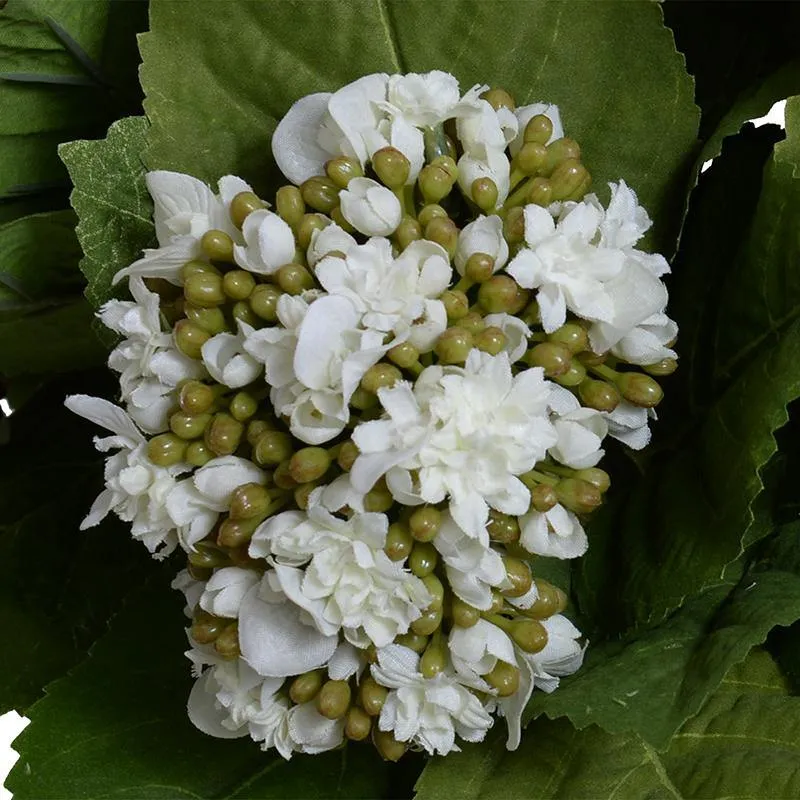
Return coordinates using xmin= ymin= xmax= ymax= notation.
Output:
xmin=415 ymin=649 xmax=800 ymax=800
xmin=59 ymin=116 xmax=155 ymax=309
xmin=140 ymin=0 xmax=698 ymax=254
xmin=6 ymin=578 xmax=397 ymax=799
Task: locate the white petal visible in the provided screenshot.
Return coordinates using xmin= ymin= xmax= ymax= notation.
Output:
xmin=271 ymin=92 xmax=334 ymax=185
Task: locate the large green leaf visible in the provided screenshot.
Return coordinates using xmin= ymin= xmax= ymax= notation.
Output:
xmin=140 ymin=0 xmax=698 ymax=254
xmin=59 ymin=115 xmax=155 ymax=309
xmin=415 ymin=649 xmax=800 ymax=800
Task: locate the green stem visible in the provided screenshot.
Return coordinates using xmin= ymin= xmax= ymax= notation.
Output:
xmin=454 ymin=276 xmax=474 ymax=294
xmin=520 ymin=469 xmax=559 ymax=489
xmin=588 ymin=363 xmax=620 ymax=382
xmin=535 ymin=462 xmax=574 ymax=479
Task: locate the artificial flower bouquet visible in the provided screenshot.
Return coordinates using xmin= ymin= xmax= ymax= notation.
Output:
xmin=4 ymin=2 xmax=800 ymax=798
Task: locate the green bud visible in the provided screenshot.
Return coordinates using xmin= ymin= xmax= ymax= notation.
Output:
xmin=578 ymin=350 xmax=608 ymax=367
xmin=409 ymin=506 xmax=441 ymax=543
xmin=253 ymin=430 xmax=293 ymax=466
xmin=527 ymin=176 xmax=553 ymax=206
xmin=441 ymin=289 xmax=469 ymax=321
xmin=555 ymin=478 xmax=602 ymax=515
xmin=411 ymin=605 xmax=443 ymax=636
xmin=488 ymin=511 xmax=520 ymax=544
xmin=222 ymin=269 xmax=256 ymax=301
xmin=205 ymin=412 xmax=244 ymax=456
xmin=186 ymin=440 xmax=213 ymax=467
xmin=184 ymin=303 xmax=228 ymax=335
xmin=510 ymin=619 xmax=548 ymax=653
xmin=530 ymin=483 xmax=558 ymax=513
xmin=422 ymin=574 xmax=445 ymax=611
xmin=294 ymin=480 xmax=319 ymax=510
xmin=372 ymin=729 xmax=407 ymax=762
xmin=478 ymin=276 xmax=528 ymax=314
xmin=289 ymin=669 xmax=324 ymax=704
xmin=541 ymin=138 xmax=581 ymax=177
xmin=409 ymin=542 xmax=438 ymax=578
xmin=457 ymin=311 xmax=486 ymax=336
xmin=485 ymin=661 xmax=520 ymax=697
xmin=372 ymin=147 xmax=411 ymax=189
xmin=337 ymin=440 xmax=359 ymax=471
xmin=435 ymin=327 xmax=473 ymax=364
xmin=188 ymin=541 xmax=230 ymax=570
xmin=277 ymin=263 xmax=314 ymax=295
xmin=521 ymin=579 xmax=568 ymax=620
xmin=181 ymin=259 xmax=220 ymax=281
xmin=297 ymin=213 xmax=330 ymax=250
xmin=187 ymin=562 xmax=213 ymax=581
xmin=475 ymin=326 xmax=507 ymax=355
xmin=524 ymin=114 xmax=554 ymax=146
xmin=616 ymin=372 xmax=664 ymax=407
xmin=394 ymin=631 xmax=429 ymax=653
xmin=481 ymin=87 xmax=516 ymax=111
xmin=229 ymin=482 xmax=271 ymax=519
xmin=452 ymin=598 xmax=481 ymax=628
xmin=301 ymin=176 xmax=339 ymax=214
xmin=464 ymin=252 xmax=495 ymax=283
xmin=550 ymin=158 xmax=590 ymax=202
xmin=217 ymin=515 xmax=262 ymax=548
xmin=578 ymin=378 xmax=621 ymax=412
xmin=276 ymin=185 xmax=306 ymax=228
xmin=184 ymin=272 xmax=225 ymax=308
xmin=360 ymin=362 xmax=402 ymax=393
xmin=549 ymin=322 xmax=588 ymax=354
xmin=364 ymin=482 xmax=394 ymax=513
xmin=246 ymin=419 xmax=273 ymax=447
xmin=190 ymin=610 xmax=227 ymax=644
xmin=349 ymin=386 xmax=379 ymax=410
xmin=424 ymin=216 xmax=458 ymax=259
xmin=387 ymin=341 xmax=419 ymax=369
xmin=471 ymin=177 xmax=499 ymax=213
xmin=418 ymin=204 xmax=448 ymax=228
xmin=394 ymin=216 xmax=422 ymax=251
xmin=230 ymin=191 xmax=265 ymax=228
xmin=170 ymin=410 xmax=212 ymax=440
xmin=147 ymin=433 xmax=187 ymax=466
xmin=316 ymin=679 xmax=352 ymax=720
xmin=326 ymin=156 xmax=363 ymax=189
xmin=231 ymin=300 xmax=260 ymax=328
xmin=344 ymin=706 xmax=372 ymax=741
xmin=200 ymin=229 xmax=235 ymax=263
xmin=515 ymin=142 xmax=547 ymax=175
xmin=525 ymin=342 xmax=571 ymax=376
xmin=503 ymin=206 xmax=526 ymax=243
xmin=330 ymin=205 xmax=355 ymax=233
xmin=574 ymin=467 xmax=611 ymax=494
xmin=214 ymin=622 xmax=240 ymax=659
xmin=643 ymin=358 xmax=678 ymax=377
xmin=229 ymin=391 xmax=258 ymax=422
xmin=554 ymin=359 xmax=587 ymax=387
xmin=179 ymin=380 xmax=215 ymax=415
xmin=289 ymin=446 xmax=331 ymax=483
xmin=501 ymin=556 xmax=533 ymax=598
xmin=385 ymin=523 xmax=414 ymax=561
xmin=273 ymin=459 xmax=298 ymax=490
xmin=250 ymin=284 xmax=283 ymax=322
xmin=359 ymin=676 xmax=389 ymax=716
xmin=420 ymin=640 xmax=447 ymax=678
xmin=419 ymin=163 xmax=456 ymax=205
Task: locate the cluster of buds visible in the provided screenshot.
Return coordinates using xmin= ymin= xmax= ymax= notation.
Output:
xmin=69 ymin=70 xmax=676 ymax=759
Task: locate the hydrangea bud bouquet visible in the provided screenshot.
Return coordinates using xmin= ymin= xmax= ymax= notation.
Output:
xmin=6 ymin=2 xmax=800 ymax=798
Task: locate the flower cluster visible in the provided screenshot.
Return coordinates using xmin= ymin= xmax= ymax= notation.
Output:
xmin=68 ymin=70 xmax=676 ymax=760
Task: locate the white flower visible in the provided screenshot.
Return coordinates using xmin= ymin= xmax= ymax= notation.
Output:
xmin=249 ymin=506 xmax=430 ymax=647
xmin=605 ymin=312 xmax=678 ymax=366
xmin=482 ymin=312 xmax=531 ymax=363
xmin=201 ymin=325 xmax=262 ymax=388
xmin=454 ymin=215 xmax=509 ymax=276
xmin=233 ymin=209 xmax=296 ymax=276
xmin=199 ymin=566 xmax=261 ymax=618
xmin=307 ymin=223 xmax=357 ymax=268
xmin=351 ymin=351 xmax=558 ymax=541
xmin=602 ymin=401 xmax=655 ymax=450
xmin=115 ymin=172 xmax=251 ymax=284
xmin=339 ymin=177 xmax=402 ymax=236
xmin=509 ymin=102 xmax=563 ymax=157
xmin=371 ymin=644 xmax=494 ymax=755
xmin=384 ymin=71 xmax=462 ymax=128
xmin=549 ymin=406 xmax=607 ymax=469
xmin=64 ymin=394 xmax=182 ymax=557
xmin=165 ymin=456 xmax=266 ymax=550
xmin=315 ymin=237 xmax=451 ymax=351
xmin=519 ymin=504 xmax=588 ymax=559
xmin=448 ymin=619 xmax=516 ymax=689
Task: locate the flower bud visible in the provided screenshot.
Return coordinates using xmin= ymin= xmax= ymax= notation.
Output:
xmin=184 ymin=304 xmax=227 ymax=336
xmin=643 ymin=358 xmax=678 ymax=377
xmin=276 ymin=185 xmax=305 ymax=228
xmin=229 ymin=482 xmax=271 ymax=520
xmin=464 ymin=253 xmax=496 ymax=283
xmin=229 ymin=391 xmax=258 ymax=422
xmin=441 ymin=289 xmax=469 ymax=321
xmin=289 ymin=669 xmax=324 ymax=704
xmin=419 ymin=163 xmax=456 ymax=205
xmin=329 ymin=205 xmax=355 ymax=233
xmin=485 ymin=661 xmax=520 ymax=697
xmin=424 ymin=216 xmax=458 ymax=259
xmin=555 ymin=478 xmax=602 ymax=515
xmin=337 ymin=440 xmax=359 ymax=471
xmin=372 ymin=147 xmax=411 ymax=189
xmin=277 ymin=263 xmax=314 ymax=295
xmin=293 ymin=481 xmax=318 ymax=510
xmin=520 ymin=579 xmax=568 ymax=620
xmin=541 ymin=138 xmax=581 ymax=177
xmin=478 ymin=276 xmax=528 ymax=314
xmin=527 ymin=177 xmax=553 ymax=206
xmin=186 ymin=440 xmax=213 ymax=467
xmin=549 ymin=322 xmax=588 ymax=354
xmin=394 ymin=216 xmax=422 ymax=250
xmin=616 ymin=372 xmax=664 ymax=407
xmin=187 ymin=562 xmax=213 ymax=581
xmin=504 ymin=206 xmax=526 ymax=243
xmin=170 ymin=411 xmax=212 ymax=440
xmin=481 ymin=87 xmax=515 ymax=110
xmin=435 ymin=327 xmax=473 ymax=364
xmin=475 ymin=326 xmax=506 ymax=355
xmin=360 ymin=362 xmax=402 ymax=393
xmin=326 ymin=156 xmax=363 ymax=189
xmin=297 ymin=213 xmax=330 ymax=250
xmin=524 ymin=114 xmax=554 ymax=145
xmin=179 ymin=380 xmax=215 ymax=415
xmin=222 ymin=269 xmax=256 ymax=301
xmin=411 ymin=606 xmax=443 ymax=636
xmin=420 ymin=640 xmax=447 ymax=678
xmin=231 ymin=300 xmax=259 ymax=328
xmin=289 ymin=447 xmax=331 ymax=483
xmin=418 ymin=203 xmax=447 ymax=228
xmin=471 ymin=177 xmax=498 ymax=213
xmin=253 ymin=430 xmax=293 ymax=466
xmin=214 ymin=622 xmax=240 ymax=659
xmin=188 ymin=541 xmax=230 ymax=570
xmin=345 ymin=706 xmax=373 ymax=741
xmin=316 ymin=680 xmax=351 ymax=720
xmin=301 ymin=176 xmax=339 ymax=214
xmin=205 ymin=413 xmax=244 ymax=456
xmin=191 ymin=610 xmax=227 ymax=644
xmin=385 ymin=523 xmax=413 ymax=561
xmin=230 ymin=191 xmax=265 ymax=229
xmin=340 ymin=177 xmax=402 ymax=236
xmin=578 ymin=379 xmax=621 ymax=412
xmin=349 ymin=386 xmax=378 ymax=410
xmin=359 ymin=677 xmax=388 ymax=716
xmin=372 ymin=729 xmax=407 ymax=762
xmin=387 ymin=341 xmax=419 ymax=369
xmin=181 ymin=260 xmax=220 ymax=281
xmin=364 ymin=483 xmax=393 ymax=513
xmin=530 ymin=483 xmax=558 ymax=513
xmin=147 ymin=433 xmax=187 ymax=466
xmin=200 ymin=229 xmax=235 ymax=263
xmin=501 ymin=556 xmax=533 ymax=598
xmin=488 ymin=511 xmax=520 ymax=544
xmin=525 ymin=342 xmax=572 ymax=376
xmin=457 ymin=311 xmax=486 ymax=336
xmin=184 ymin=272 xmax=225 ymax=308
xmin=515 ymin=142 xmax=547 ymax=175
xmin=273 ymin=459 xmax=298 ymax=490
xmin=409 ymin=542 xmax=439 ymax=578
xmin=550 ymin=158 xmax=590 ymax=202
xmin=554 ymin=359 xmax=587 ymax=387
xmin=409 ymin=506 xmax=441 ymax=542
xmin=422 ymin=574 xmax=445 ymax=610
xmin=509 ymin=619 xmax=548 ymax=653
xmin=394 ymin=632 xmax=428 ymax=653
xmin=249 ymin=284 xmax=283 ymax=322
xmin=574 ymin=467 xmax=611 ymax=494
xmin=451 ymin=598 xmax=480 ymax=628
xmin=217 ymin=515 xmax=262 ymax=548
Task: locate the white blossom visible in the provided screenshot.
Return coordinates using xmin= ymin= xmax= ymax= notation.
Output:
xmin=549 ymin=406 xmax=607 ymax=469
xmin=371 ymin=644 xmax=494 ymax=755
xmin=233 ymin=209 xmax=296 ymax=276
xmin=201 ymin=325 xmax=262 ymax=389
xmin=306 ymin=223 xmax=357 ymax=268
xmin=172 ymin=569 xmax=206 ymax=617
xmin=338 ymin=177 xmax=402 ymax=236
xmin=199 ymin=566 xmax=261 ymax=618
xmin=448 ymin=620 xmax=516 ymax=690
xmin=454 ymin=215 xmax=509 ymax=276
xmin=519 ymin=504 xmax=588 ymax=559
xmin=602 ymin=401 xmax=655 ymax=450
xmin=482 ymin=312 xmax=531 ymax=363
